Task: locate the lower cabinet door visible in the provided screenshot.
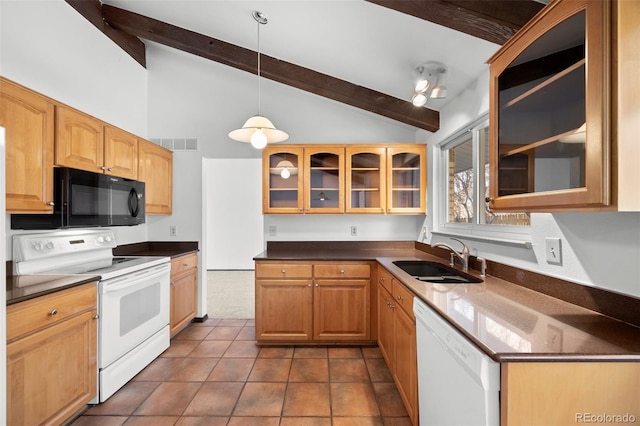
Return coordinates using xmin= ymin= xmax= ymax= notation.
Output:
xmin=7 ymin=310 xmax=97 ymax=426
xmin=377 ymin=284 xmax=395 ymax=367
xmin=170 ymin=269 xmax=197 ymax=337
xmin=255 ymin=279 xmax=313 ymax=341
xmin=313 ymin=279 xmax=370 ymax=340
xmin=394 ymin=305 xmax=418 ymax=425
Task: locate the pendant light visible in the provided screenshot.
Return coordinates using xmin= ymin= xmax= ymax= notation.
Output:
xmin=228 ymin=11 xmax=289 ymax=149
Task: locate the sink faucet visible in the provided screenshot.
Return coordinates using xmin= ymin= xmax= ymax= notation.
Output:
xmin=432 ymin=238 xmax=469 ymax=272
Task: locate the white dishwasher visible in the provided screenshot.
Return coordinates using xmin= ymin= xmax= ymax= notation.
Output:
xmin=414 ymin=297 xmax=500 ymax=426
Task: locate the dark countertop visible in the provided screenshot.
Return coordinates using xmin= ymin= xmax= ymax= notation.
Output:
xmin=6 ymin=274 xmax=100 ymax=306
xmin=255 ymin=242 xmax=640 ymax=362
xmin=113 ymin=241 xmax=199 ymax=258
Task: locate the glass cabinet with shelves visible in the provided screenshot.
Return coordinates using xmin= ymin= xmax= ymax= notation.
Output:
xmin=305 ymin=147 xmax=344 ymax=213
xmin=263 ymin=147 xmax=304 ymax=213
xmin=387 ymin=146 xmax=427 ymax=214
xmin=487 ymin=0 xmax=610 ymax=211
xmin=346 ymin=146 xmax=386 ymax=213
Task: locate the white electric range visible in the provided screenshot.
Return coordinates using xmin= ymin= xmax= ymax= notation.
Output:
xmin=12 ymin=230 xmax=171 ymax=403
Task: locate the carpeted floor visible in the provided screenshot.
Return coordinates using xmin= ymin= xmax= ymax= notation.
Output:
xmin=207 ymin=270 xmax=255 ymax=319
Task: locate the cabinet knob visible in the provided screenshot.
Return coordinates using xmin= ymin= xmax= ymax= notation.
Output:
xmin=340 ymin=270 xmax=345 ymax=274
xmin=107 ymin=167 xmax=113 ymax=172
xmin=48 ymin=309 xmax=58 ymax=316
xmin=183 ymin=263 xmax=189 ymax=267
xmin=93 ymin=314 xmax=100 ymax=320
xmin=308 ymin=283 xmax=312 ymax=287
xmin=485 ymin=197 xmax=493 ymax=203
xmin=47 ymin=201 xmax=55 ymax=206
xmin=397 ymin=295 xmax=403 ymax=301
xmin=100 ymin=166 xmax=106 ymax=171
xmin=281 ymin=269 xmax=286 ymax=274
xmin=315 ymin=283 xmax=319 ymax=287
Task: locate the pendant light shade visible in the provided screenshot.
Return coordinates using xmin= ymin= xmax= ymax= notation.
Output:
xmin=229 ymin=115 xmax=289 ymax=149
xmin=228 ymin=11 xmax=288 ymax=148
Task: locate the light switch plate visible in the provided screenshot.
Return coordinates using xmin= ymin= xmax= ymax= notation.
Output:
xmin=545 ymin=237 xmax=562 ymax=265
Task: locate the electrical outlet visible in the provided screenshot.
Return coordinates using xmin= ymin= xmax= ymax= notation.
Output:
xmin=350 ymin=225 xmax=357 ymax=236
xmin=545 ymin=237 xmax=562 ymax=265
xmin=170 ymin=225 xmax=177 ymax=237
xmin=269 ymin=225 xmax=277 ymax=236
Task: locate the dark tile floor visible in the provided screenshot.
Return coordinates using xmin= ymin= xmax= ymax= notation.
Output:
xmin=72 ymin=318 xmax=412 ymax=426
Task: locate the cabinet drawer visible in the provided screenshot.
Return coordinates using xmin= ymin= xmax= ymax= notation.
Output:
xmin=256 ymin=263 xmax=313 ymax=279
xmin=377 ymin=265 xmax=393 ymax=293
xmin=392 ymin=281 xmax=414 ymax=318
xmin=314 ymin=264 xmax=371 ymax=279
xmin=171 ymin=253 xmax=197 ymax=276
xmin=6 ymin=283 xmax=97 ymax=342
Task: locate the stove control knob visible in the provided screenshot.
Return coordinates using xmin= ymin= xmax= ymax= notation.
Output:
xmin=105 ymin=235 xmax=113 ymax=243
xmin=46 ymin=242 xmax=54 ymax=250
xmin=97 ymin=236 xmax=105 ymax=244
xmin=33 ymin=242 xmax=44 ymax=251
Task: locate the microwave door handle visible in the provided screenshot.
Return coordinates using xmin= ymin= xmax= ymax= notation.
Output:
xmin=128 ymin=188 xmax=140 ymax=217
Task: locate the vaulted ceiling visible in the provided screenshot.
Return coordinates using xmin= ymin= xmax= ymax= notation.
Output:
xmin=66 ymin=0 xmax=545 ymax=133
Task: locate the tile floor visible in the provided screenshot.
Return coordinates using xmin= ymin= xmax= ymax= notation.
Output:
xmin=72 ymin=318 xmax=412 ymax=426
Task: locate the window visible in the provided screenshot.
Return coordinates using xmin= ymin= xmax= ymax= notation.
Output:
xmin=440 ymin=116 xmax=530 ymax=237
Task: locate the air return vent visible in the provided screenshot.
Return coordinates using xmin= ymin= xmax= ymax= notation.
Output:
xmin=150 ymin=138 xmax=199 ymax=151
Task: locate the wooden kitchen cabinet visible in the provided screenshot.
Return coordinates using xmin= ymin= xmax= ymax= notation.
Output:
xmin=263 ymin=144 xmax=426 ymax=215
xmin=263 ymin=146 xmax=304 ymax=213
xmin=346 ymin=146 xmax=387 ymax=213
xmin=255 ymin=261 xmax=373 ymax=343
xmin=313 ymin=263 xmax=371 ymax=340
xmin=138 ymin=138 xmax=173 ymax=215
xmin=386 ymin=146 xmax=427 ymax=214
xmin=501 ymin=362 xmax=640 ymax=425
xmin=487 ymin=0 xmax=639 ymax=211
xmin=6 ymin=283 xmax=97 ymax=426
xmin=255 ymin=262 xmax=314 ymax=341
xmin=377 ymin=265 xmax=419 ymax=426
xmin=0 ymin=77 xmax=55 ymax=213
xmin=170 ymin=253 xmax=198 ymax=337
xmin=55 ymin=105 xmax=139 ymax=179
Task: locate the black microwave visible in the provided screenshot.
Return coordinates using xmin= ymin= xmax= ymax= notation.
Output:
xmin=11 ymin=167 xmax=145 ymax=230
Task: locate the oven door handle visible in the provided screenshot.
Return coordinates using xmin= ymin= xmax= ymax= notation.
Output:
xmin=102 ymin=264 xmax=170 ymax=293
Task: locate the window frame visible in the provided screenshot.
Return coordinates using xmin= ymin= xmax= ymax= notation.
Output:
xmin=435 ymin=114 xmax=532 ymax=246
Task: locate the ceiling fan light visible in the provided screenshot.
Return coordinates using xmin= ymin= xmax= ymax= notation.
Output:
xmin=412 ymin=92 xmax=428 ymax=107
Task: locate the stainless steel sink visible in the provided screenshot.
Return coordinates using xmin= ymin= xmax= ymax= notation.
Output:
xmin=392 ymin=260 xmax=483 ymax=284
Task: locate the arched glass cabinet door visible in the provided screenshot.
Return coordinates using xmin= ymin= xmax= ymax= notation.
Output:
xmin=386 ymin=146 xmax=426 ymax=214
xmin=304 ymin=147 xmax=344 ymax=214
xmin=346 ymin=146 xmax=386 ymax=213
xmin=487 ymin=0 xmax=610 ymax=211
xmin=262 ymin=146 xmax=304 ymax=214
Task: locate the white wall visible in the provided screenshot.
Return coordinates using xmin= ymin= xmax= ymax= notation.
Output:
xmin=205 ymin=159 xmax=263 ymax=270
xmin=423 ymin=70 xmax=640 ymax=299
xmin=0 ymin=0 xmax=147 ymax=136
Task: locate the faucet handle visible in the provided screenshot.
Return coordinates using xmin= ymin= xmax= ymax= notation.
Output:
xmin=477 ymin=257 xmax=487 ymax=277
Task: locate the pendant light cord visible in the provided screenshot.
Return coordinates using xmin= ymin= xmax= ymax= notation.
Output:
xmin=257 ymin=18 xmax=261 ymax=116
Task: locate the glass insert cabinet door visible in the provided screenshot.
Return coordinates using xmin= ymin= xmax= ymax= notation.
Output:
xmin=304 ymin=147 xmax=345 ymax=213
xmin=387 ymin=146 xmax=426 ymax=214
xmin=346 ymin=146 xmax=386 ymax=213
xmin=263 ymin=147 xmax=304 ymax=213
xmin=487 ymin=0 xmax=610 ymax=211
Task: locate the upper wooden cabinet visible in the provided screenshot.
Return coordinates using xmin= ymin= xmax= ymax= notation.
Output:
xmin=55 ymin=105 xmax=138 ymax=179
xmin=0 ymin=77 xmax=55 ymax=213
xmin=386 ymin=146 xmax=427 ymax=214
xmin=263 ymin=144 xmax=426 ymax=214
xmin=487 ymin=0 xmax=639 ymax=211
xmin=138 ymin=138 xmax=173 ymax=215
xmin=346 ymin=146 xmax=387 ymax=214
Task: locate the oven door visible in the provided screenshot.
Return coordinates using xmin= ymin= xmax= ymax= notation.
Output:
xmin=99 ymin=262 xmax=170 ymax=368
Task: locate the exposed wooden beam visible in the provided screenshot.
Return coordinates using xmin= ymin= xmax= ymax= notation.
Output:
xmin=65 ymin=0 xmax=146 ymax=67
xmin=101 ymin=4 xmax=440 ymax=132
xmin=364 ymin=0 xmax=545 ymax=45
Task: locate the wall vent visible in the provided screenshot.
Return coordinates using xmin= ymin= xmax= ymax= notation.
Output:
xmin=150 ymin=138 xmax=199 ymax=151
